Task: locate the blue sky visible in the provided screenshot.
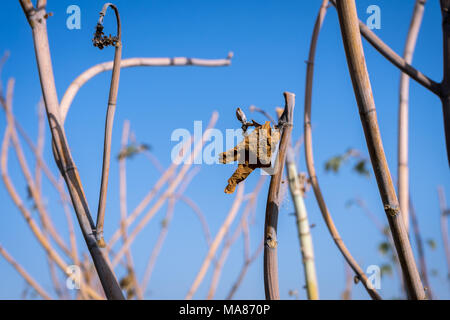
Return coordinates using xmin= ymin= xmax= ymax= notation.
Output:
xmin=0 ymin=0 xmax=449 ymax=300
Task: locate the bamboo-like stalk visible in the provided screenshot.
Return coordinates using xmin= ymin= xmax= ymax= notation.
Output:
xmin=285 ymin=143 xmax=319 ymax=300
xmin=304 ymin=0 xmax=382 ymax=300
xmin=185 ymin=183 xmax=245 ymax=299
xmin=95 ymin=3 xmax=122 ymax=247
xmin=1 ymin=122 xmax=102 ymax=300
xmin=437 ymin=187 xmax=450 ymax=279
xmin=18 ymin=0 xmax=124 ymax=299
xmin=111 ymin=112 xmax=219 ymax=267
xmin=1 ymin=87 xmax=85 ymax=298
xmin=329 ymin=0 xmax=440 ymax=96
xmin=409 ymin=197 xmax=433 ymax=299
xmin=335 ymin=0 xmax=425 ymax=299
xmin=60 ymin=54 xmax=232 ymax=123
xmin=398 ymin=0 xmax=427 ymax=234
xmin=263 ymin=92 xmax=295 ymax=300
xmin=3 ymin=80 xmax=72 ymax=259
xmin=117 ymin=120 xmax=143 ymax=299
xmin=0 ymin=245 xmax=52 ymax=300
xmin=141 ymin=167 xmax=200 ymax=295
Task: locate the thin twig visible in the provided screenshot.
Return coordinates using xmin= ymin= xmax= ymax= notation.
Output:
xmin=264 ymin=92 xmax=295 ymax=300
xmin=19 ymin=0 xmax=124 ymax=299
xmin=185 ymin=184 xmax=245 ymax=300
xmin=409 ymin=197 xmax=433 ymax=299
xmin=60 ymin=54 xmax=233 ymax=123
xmin=226 ymin=240 xmax=264 ymax=300
xmin=111 ymin=112 xmax=219 ymax=267
xmin=95 ymin=3 xmax=123 ymax=247
xmin=398 ymin=0 xmax=427 ymax=234
xmin=329 ymin=0 xmax=440 ymax=96
xmin=437 ymin=186 xmax=450 ymax=281
xmin=141 ymin=167 xmax=200 ymax=295
xmin=0 ymin=245 xmax=52 ymax=300
xmin=206 ymin=176 xmax=266 ymax=299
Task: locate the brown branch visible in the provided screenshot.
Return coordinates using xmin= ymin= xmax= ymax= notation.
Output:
xmin=1 ymin=119 xmax=102 ymax=300
xmin=117 ymin=120 xmax=143 ymax=299
xmin=304 ymin=0 xmax=381 ymax=300
xmin=19 ymin=0 xmax=124 ymax=299
xmin=437 ymin=186 xmax=450 ymax=280
xmin=264 ymin=92 xmax=295 ymax=300
xmin=185 ymin=183 xmax=245 ymax=300
xmin=409 ymin=197 xmax=433 ymax=299
xmin=60 ymin=54 xmax=233 ymax=123
xmin=226 ymin=240 xmax=264 ymax=300
xmin=141 ymin=167 xmax=200 ymax=295
xmin=398 ymin=0 xmax=428 ymax=234
xmin=206 ymin=176 xmax=265 ymax=299
xmin=95 ymin=3 xmax=122 ymax=247
xmin=440 ymin=0 xmax=450 ymax=165
xmin=111 ymin=112 xmax=219 ymax=267
xmin=329 ymin=0 xmax=440 ymax=96
xmin=0 ymin=245 xmax=52 ymax=300
xmin=106 ymin=135 xmax=195 ymax=252
xmin=336 ymin=0 xmax=424 ymax=299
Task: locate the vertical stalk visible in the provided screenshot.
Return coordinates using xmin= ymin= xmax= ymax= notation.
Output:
xmin=95 ymin=3 xmax=122 ymax=247
xmin=335 ymin=0 xmax=425 ymax=299
xmin=398 ymin=0 xmax=427 ymax=233
xmin=409 ymin=197 xmax=433 ymax=298
xmin=437 ymin=187 xmax=450 ymax=280
xmin=285 ymin=148 xmax=319 ymax=300
xmin=18 ymin=0 xmax=124 ymax=300
xmin=264 ymin=92 xmax=295 ymax=300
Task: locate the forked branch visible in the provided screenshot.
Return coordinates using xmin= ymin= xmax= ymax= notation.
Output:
xmin=336 ymin=0 xmax=425 ymax=299
xmin=304 ymin=0 xmax=381 ymax=300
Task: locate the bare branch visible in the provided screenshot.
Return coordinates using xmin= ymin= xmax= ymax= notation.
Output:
xmin=304 ymin=0 xmax=381 ymax=299
xmin=336 ymin=0 xmax=424 ymax=299
xmin=60 ymin=54 xmax=233 ymax=124
xmin=185 ymin=183 xmax=245 ymax=300
xmin=264 ymin=92 xmax=295 ymax=300
xmin=95 ymin=2 xmax=123 ymax=248
xmin=0 ymin=245 xmax=52 ymax=300
xmin=398 ymin=0 xmax=427 ymax=233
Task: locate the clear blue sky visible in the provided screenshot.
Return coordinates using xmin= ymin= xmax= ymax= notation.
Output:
xmin=0 ymin=0 xmax=449 ymax=299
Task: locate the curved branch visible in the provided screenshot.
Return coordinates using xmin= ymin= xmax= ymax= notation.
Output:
xmin=19 ymin=0 xmax=124 ymax=299
xmin=304 ymin=0 xmax=382 ymax=300
xmin=336 ymin=0 xmax=424 ymax=299
xmin=185 ymin=184 xmax=245 ymax=300
xmin=60 ymin=54 xmax=233 ymax=123
xmin=95 ymin=3 xmax=122 ymax=247
xmin=0 ymin=245 xmax=52 ymax=300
